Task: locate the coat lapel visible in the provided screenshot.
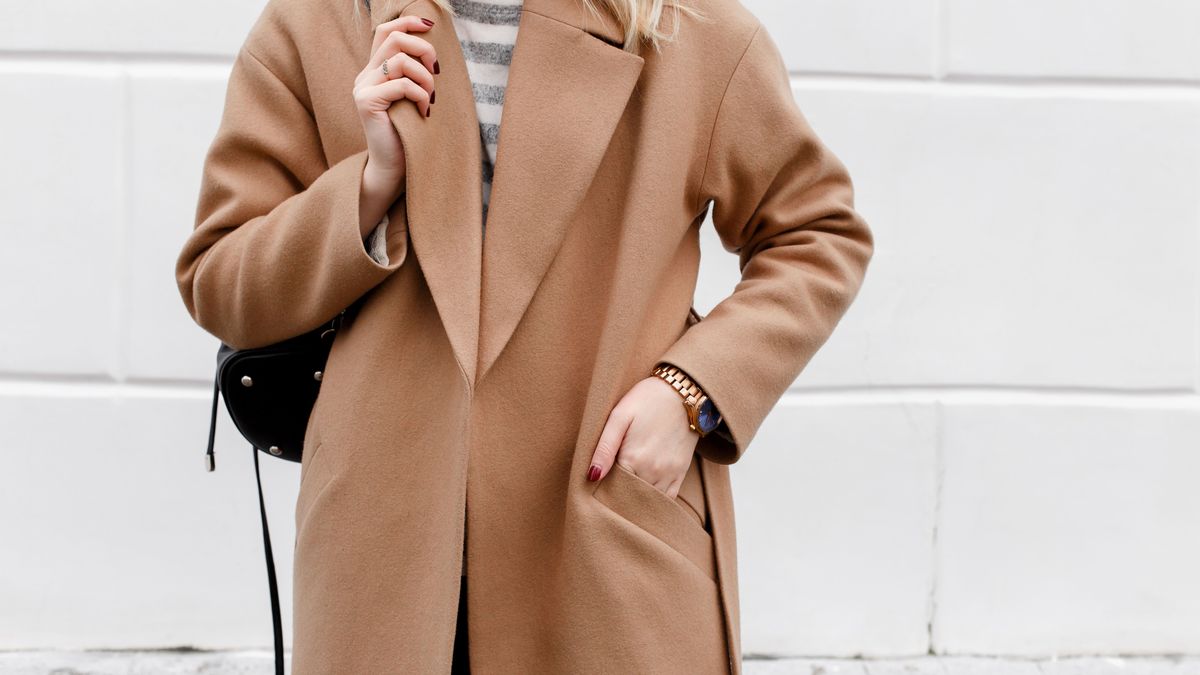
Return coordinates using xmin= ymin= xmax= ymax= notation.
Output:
xmin=474 ymin=0 xmax=645 ymax=382
xmin=370 ymin=0 xmax=645 ymax=386
xmin=371 ymin=0 xmax=485 ymax=386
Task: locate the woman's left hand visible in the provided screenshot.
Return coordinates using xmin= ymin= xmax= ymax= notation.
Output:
xmin=587 ymin=375 xmax=699 ymax=498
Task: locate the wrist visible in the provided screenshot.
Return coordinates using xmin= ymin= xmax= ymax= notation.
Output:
xmin=650 ymin=362 xmax=723 ymax=437
xmin=359 ymin=161 xmax=405 ymax=236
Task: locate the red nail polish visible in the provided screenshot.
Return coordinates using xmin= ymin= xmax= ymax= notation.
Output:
xmin=430 ymin=90 xmax=436 ymax=105
xmin=434 ymin=60 xmax=441 ymax=75
xmin=587 ymin=465 xmax=601 ymax=481
xmin=420 ymin=17 xmax=435 ymax=26
xmin=426 ymin=105 xmax=431 ymax=117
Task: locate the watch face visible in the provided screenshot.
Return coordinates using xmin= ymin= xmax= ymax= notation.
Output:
xmin=696 ymin=398 xmax=721 ymax=433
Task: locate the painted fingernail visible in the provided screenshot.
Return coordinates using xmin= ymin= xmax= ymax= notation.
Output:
xmin=434 ymin=59 xmax=441 ymax=75
xmin=420 ymin=17 xmax=435 ymax=26
xmin=587 ymin=464 xmax=601 ymax=482
xmin=430 ymin=89 xmax=435 ymax=105
xmin=426 ymin=105 xmax=431 ymax=117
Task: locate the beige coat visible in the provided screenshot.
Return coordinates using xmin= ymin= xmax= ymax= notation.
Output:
xmin=175 ymin=0 xmax=874 ymax=671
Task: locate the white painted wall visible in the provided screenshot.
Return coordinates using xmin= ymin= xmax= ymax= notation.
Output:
xmin=2 ymin=0 xmax=1197 ymax=660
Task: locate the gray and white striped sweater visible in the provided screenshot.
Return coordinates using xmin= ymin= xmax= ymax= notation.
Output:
xmin=365 ymin=0 xmax=522 ymax=264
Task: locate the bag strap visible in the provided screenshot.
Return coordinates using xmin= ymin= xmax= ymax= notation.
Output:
xmin=253 ymin=442 xmax=286 ymax=675
xmin=208 ymin=373 xmax=285 ymax=673
xmin=209 ymin=306 xmax=365 ymax=673
xmin=206 ymin=377 xmax=219 ymax=472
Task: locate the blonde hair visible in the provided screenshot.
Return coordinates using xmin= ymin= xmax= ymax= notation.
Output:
xmin=355 ymin=0 xmax=705 ymax=53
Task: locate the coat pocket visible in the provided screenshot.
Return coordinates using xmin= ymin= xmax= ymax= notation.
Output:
xmin=592 ymin=452 xmax=716 ymax=583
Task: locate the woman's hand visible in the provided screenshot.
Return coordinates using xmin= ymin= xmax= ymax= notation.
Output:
xmin=353 ymin=14 xmax=440 ymax=236
xmin=588 ymin=376 xmax=700 ymax=498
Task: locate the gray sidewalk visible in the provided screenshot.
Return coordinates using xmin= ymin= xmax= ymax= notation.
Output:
xmin=1 ymin=652 xmax=1199 ymax=674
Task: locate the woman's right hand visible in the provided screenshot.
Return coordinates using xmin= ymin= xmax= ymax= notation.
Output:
xmin=353 ymin=14 xmax=440 ymax=235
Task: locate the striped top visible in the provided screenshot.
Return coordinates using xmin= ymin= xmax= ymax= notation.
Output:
xmin=364 ymin=0 xmax=521 ymax=264
xmin=451 ymin=0 xmax=523 ymax=232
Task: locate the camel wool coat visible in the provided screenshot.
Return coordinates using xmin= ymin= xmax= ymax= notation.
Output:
xmin=175 ymin=0 xmax=875 ymax=672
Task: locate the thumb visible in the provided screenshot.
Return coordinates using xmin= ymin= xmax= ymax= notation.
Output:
xmin=588 ymin=404 xmax=633 ymax=482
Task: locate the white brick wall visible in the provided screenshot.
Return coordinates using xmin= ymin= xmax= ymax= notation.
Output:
xmin=2 ymin=0 xmax=1198 ymax=662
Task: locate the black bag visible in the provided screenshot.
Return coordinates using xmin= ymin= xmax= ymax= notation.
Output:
xmin=203 ymin=300 xmax=360 ymax=675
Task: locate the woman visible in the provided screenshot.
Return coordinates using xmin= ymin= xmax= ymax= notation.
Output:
xmin=175 ymin=0 xmax=874 ymax=671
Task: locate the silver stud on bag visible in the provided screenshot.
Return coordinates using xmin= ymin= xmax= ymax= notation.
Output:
xmin=241 ymin=375 xmax=253 ymax=387
xmin=268 ymin=446 xmax=282 ymax=456
xmin=314 ymin=370 xmax=323 ymax=381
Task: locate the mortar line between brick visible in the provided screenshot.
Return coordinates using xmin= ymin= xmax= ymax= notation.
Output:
xmin=927 ymin=399 xmax=945 ymax=654
xmin=933 ymin=0 xmax=948 ymax=80
xmin=112 ymin=68 xmax=133 ymax=383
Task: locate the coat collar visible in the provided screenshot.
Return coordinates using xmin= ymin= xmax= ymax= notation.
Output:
xmin=369 ymin=0 xmax=645 ymax=387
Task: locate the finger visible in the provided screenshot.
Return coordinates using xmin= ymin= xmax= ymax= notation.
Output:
xmin=588 ymin=405 xmax=633 ymax=482
xmin=644 ymin=441 xmax=695 ymax=495
xmin=371 ymin=51 xmax=435 ymax=104
xmin=359 ymin=49 xmax=431 ymax=99
xmin=357 ymin=77 xmax=431 ymax=118
xmin=371 ymin=14 xmax=434 ymax=56
xmin=372 ymin=27 xmax=439 ymax=81
xmin=663 ymin=475 xmax=683 ymax=499
xmin=646 ymin=464 xmax=675 ymax=495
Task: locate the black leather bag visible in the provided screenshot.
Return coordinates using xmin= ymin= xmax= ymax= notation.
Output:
xmin=203 ymin=300 xmax=360 ymax=675
xmin=204 ymin=309 xmax=346 ymax=469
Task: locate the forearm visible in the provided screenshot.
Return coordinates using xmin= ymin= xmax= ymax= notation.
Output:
xmin=176 ymin=45 xmax=410 ymax=351
xmin=359 ymin=158 xmax=405 ymax=239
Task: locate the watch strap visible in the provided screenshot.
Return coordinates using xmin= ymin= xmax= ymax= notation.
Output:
xmin=652 ymin=363 xmax=707 ymax=406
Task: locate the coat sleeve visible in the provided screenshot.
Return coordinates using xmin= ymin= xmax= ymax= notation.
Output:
xmin=175 ymin=39 xmax=410 ymax=351
xmin=656 ymin=23 xmax=875 ymax=465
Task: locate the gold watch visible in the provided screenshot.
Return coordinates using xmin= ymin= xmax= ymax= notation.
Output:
xmin=651 ymin=363 xmax=723 ymax=437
